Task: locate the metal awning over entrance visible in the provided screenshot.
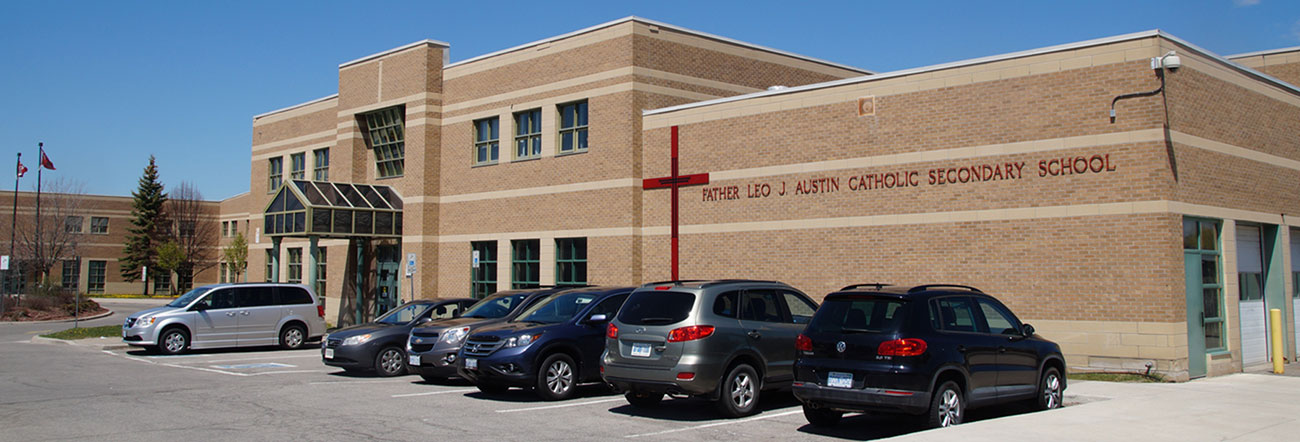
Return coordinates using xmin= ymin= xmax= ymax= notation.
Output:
xmin=263 ymin=180 xmax=403 ymax=238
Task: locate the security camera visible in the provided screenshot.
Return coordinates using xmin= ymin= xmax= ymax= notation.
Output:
xmin=1152 ymin=51 xmax=1180 ymax=70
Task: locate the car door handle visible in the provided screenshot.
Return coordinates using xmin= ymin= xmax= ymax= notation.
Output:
xmin=998 ymin=346 xmax=1007 ymax=353
xmin=240 ymin=311 xmax=250 ymax=316
xmin=747 ymin=331 xmax=762 ymax=340
xmin=956 ymin=345 xmax=966 ymax=353
xmin=225 ymin=312 xmax=235 ymax=317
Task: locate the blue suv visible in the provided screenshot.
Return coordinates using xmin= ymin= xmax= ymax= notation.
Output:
xmin=457 ymin=286 xmax=632 ymax=400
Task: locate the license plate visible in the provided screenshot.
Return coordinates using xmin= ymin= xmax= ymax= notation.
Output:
xmin=827 ymin=371 xmax=853 ymax=388
xmin=466 ymin=358 xmax=478 ymax=370
xmin=630 ymin=343 xmax=652 ymax=357
xmin=324 ymin=348 xmax=334 ymax=359
xmin=408 ymin=354 xmax=420 ymax=366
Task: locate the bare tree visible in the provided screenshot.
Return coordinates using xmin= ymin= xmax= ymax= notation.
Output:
xmin=16 ymin=178 xmax=88 ymax=284
xmin=168 ymin=181 xmax=218 ymax=291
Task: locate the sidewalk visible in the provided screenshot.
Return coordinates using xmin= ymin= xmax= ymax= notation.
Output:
xmin=891 ymin=373 xmax=1300 ymax=441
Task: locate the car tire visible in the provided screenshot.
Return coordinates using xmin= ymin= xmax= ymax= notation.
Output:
xmin=802 ymin=404 xmax=843 ymax=427
xmin=715 ymin=363 xmax=760 ymax=418
xmin=624 ymin=390 xmax=663 ymax=407
xmin=158 ymin=327 xmax=189 ymax=355
xmin=476 ymin=383 xmax=509 ymax=394
xmin=926 ymin=381 xmax=964 ymax=428
xmin=374 ymin=347 xmax=406 ymax=377
xmin=279 ymin=324 xmax=307 ymax=350
xmin=1033 ymin=367 xmax=1064 ymax=410
xmin=536 ymin=353 xmax=578 ymax=401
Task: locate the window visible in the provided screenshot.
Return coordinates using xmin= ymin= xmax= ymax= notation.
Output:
xmin=976 ymin=298 xmax=1021 ymax=335
xmin=315 ymin=248 xmax=327 ymax=296
xmin=220 ymin=262 xmax=228 ymax=283
xmin=934 ymin=297 xmax=980 ymax=333
xmin=222 ymin=221 xmax=229 ymax=237
xmin=511 ymin=239 xmax=540 ymax=289
xmin=555 ymin=237 xmax=586 ymax=287
xmin=474 ymin=117 xmax=499 ymax=165
xmin=713 ymin=291 xmax=740 ymax=318
xmin=268 ymin=157 xmax=283 ymax=192
xmin=741 ymin=289 xmax=785 ymax=323
xmin=471 ymin=241 xmax=497 ymax=298
xmin=64 ymin=216 xmax=83 ymax=233
xmin=287 ymin=248 xmax=303 ymax=284
xmin=154 ymin=270 xmax=172 ymax=295
xmin=231 ymin=220 xmax=237 ymax=235
xmin=87 ymin=261 xmax=106 ymax=293
xmin=313 ymin=148 xmax=330 ymax=181
xmin=61 ymin=260 xmax=79 ymax=289
xmin=179 ymin=221 xmax=196 ymax=238
xmin=290 ymin=152 xmax=306 ymax=180
xmin=1291 ymin=229 xmax=1300 ymax=300
xmin=1184 ymin=218 xmax=1224 ymax=350
xmin=514 ymin=109 xmax=542 ymax=160
xmin=782 ymin=291 xmax=818 ymax=324
xmin=90 ymin=217 xmax=108 ymax=234
xmin=363 ymin=106 xmax=405 ymax=178
xmin=558 ymin=100 xmax=588 ymax=154
xmin=265 ymin=249 xmax=275 ymax=282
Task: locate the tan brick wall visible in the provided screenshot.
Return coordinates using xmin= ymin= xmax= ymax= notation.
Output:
xmin=633 ymin=32 xmax=854 ymax=89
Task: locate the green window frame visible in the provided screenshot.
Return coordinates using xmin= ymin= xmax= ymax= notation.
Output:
xmin=90 ymin=216 xmax=108 ymax=234
xmin=471 ymin=241 xmax=497 ymax=298
xmin=290 ymin=152 xmax=306 ymax=180
xmin=557 ymin=100 xmax=588 ymax=154
xmin=514 ymin=109 xmax=542 ymax=160
xmin=313 ymin=148 xmax=330 ymax=181
xmin=555 ymin=237 xmax=587 ymax=287
xmin=363 ymin=107 xmax=406 ymax=178
xmin=268 ymin=157 xmax=283 ymax=192
xmin=1184 ymin=218 xmax=1225 ymax=351
xmin=511 ymin=239 xmax=540 ymax=289
xmin=61 ymin=259 xmax=79 ymax=289
xmin=316 ymin=248 xmax=327 ymax=296
xmin=287 ymin=248 xmax=303 ymax=284
xmin=87 ymin=261 xmax=106 ymax=294
xmin=474 ymin=117 xmax=499 ymax=165
xmin=154 ymin=271 xmax=172 ymax=295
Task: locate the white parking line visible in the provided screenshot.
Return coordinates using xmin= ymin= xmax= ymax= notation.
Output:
xmin=102 ymin=350 xmax=325 ymax=377
xmin=309 ymin=379 xmax=412 ymax=385
xmin=496 ymin=397 xmax=626 ymax=413
xmin=205 ymin=354 xmax=320 ymax=363
xmin=391 ymin=388 xmax=478 ymax=398
xmin=622 ymin=408 xmax=802 ymax=438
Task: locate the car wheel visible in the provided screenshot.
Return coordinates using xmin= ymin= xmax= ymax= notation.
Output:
xmin=476 ymin=383 xmax=509 ymax=394
xmin=1034 ymin=367 xmax=1064 ymax=410
xmin=374 ymin=347 xmax=406 ymax=377
xmin=715 ymin=363 xmax=760 ymax=418
xmin=279 ymin=324 xmax=306 ymax=350
xmin=624 ymin=390 xmax=663 ymax=407
xmin=536 ymin=353 xmax=577 ymax=401
xmin=803 ymin=404 xmax=843 ymax=427
xmin=926 ymin=381 xmax=964 ymax=428
xmin=158 ymin=327 xmax=189 ymax=355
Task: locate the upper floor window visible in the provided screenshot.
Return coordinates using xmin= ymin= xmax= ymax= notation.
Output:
xmin=64 ymin=216 xmax=83 ymax=233
xmin=90 ymin=216 xmax=109 ymax=234
xmin=514 ymin=109 xmax=541 ymax=160
xmin=313 ymin=148 xmax=330 ymax=181
xmin=179 ymin=221 xmax=196 ymax=238
xmin=268 ymin=157 xmax=283 ymax=192
xmin=558 ymin=100 xmax=588 ymax=154
xmin=363 ymin=106 xmax=405 ymax=178
xmin=290 ymin=152 xmax=306 ymax=180
xmin=474 ymin=117 xmax=499 ymax=165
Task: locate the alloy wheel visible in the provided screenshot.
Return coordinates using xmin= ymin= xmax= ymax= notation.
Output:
xmin=284 ymin=328 xmax=303 ymax=348
xmin=380 ymin=349 xmax=403 ymax=374
xmin=1043 ymin=373 xmax=1062 ymax=409
xmin=938 ymin=389 xmax=961 ymax=427
xmin=164 ymin=332 xmax=185 ymax=353
xmin=546 ymin=360 xmax=573 ymax=394
xmin=730 ymin=372 xmax=754 ymax=409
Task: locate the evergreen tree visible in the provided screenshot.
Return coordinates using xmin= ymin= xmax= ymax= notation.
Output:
xmin=121 ymin=156 xmax=169 ymax=285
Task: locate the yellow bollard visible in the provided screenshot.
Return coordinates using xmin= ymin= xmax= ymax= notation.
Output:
xmin=1270 ymin=308 xmax=1284 ymax=374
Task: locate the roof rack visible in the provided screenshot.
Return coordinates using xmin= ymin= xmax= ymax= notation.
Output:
xmin=641 ymin=280 xmax=705 ymax=287
xmin=907 ymin=284 xmax=984 ymax=294
xmin=700 ymin=279 xmax=781 ymax=288
xmin=840 ymin=283 xmax=893 ymax=291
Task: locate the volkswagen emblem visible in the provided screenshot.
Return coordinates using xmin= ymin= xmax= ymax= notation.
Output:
xmin=836 ymin=341 xmax=846 ymax=353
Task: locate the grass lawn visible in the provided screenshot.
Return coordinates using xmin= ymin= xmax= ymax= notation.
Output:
xmin=41 ymin=325 xmax=122 ymax=340
xmin=1068 ymin=372 xmax=1164 ymax=383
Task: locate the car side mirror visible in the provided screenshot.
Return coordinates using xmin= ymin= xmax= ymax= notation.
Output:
xmin=1022 ymin=323 xmax=1035 ymax=337
xmin=417 ymin=317 xmax=433 ymax=325
xmin=191 ymin=303 xmax=207 ymax=312
xmin=585 ymin=314 xmax=608 ymax=324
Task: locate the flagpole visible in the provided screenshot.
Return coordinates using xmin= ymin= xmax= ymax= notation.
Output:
xmin=2 ymin=153 xmax=17 ymax=315
xmin=34 ymin=143 xmax=43 ymax=285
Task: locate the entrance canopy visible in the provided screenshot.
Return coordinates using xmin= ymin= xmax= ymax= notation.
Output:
xmin=264 ymin=180 xmax=403 ymax=238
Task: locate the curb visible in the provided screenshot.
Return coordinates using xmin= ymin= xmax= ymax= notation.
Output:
xmin=0 ymin=309 xmax=115 ymax=324
xmin=30 ymin=334 xmax=134 ymax=351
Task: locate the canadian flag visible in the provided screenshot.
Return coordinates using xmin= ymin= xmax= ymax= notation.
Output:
xmin=17 ymin=160 xmax=27 ymax=178
xmin=40 ymin=151 xmax=55 ymax=170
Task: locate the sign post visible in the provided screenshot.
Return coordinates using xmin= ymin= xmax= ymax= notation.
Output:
xmin=642 ymin=126 xmax=709 ymax=281
xmin=405 ymin=253 xmax=416 ymax=303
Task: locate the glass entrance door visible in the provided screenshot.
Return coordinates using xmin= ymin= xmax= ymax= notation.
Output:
xmin=375 ymin=245 xmax=401 ymax=315
xmin=1184 ymin=219 xmax=1223 ymax=379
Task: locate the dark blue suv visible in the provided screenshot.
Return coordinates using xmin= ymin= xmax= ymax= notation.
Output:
xmin=793 ymin=284 xmax=1066 ymax=428
xmin=457 ymin=286 xmax=632 ymax=400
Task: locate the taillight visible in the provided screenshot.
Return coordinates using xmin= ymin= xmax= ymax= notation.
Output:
xmin=795 ymin=333 xmax=813 ymax=352
xmin=666 ymin=325 xmax=715 ymax=342
xmin=606 ymin=323 xmax=619 ymax=339
xmin=878 ymin=338 xmax=927 ymax=356
xmin=317 ymin=305 xmax=325 ymax=318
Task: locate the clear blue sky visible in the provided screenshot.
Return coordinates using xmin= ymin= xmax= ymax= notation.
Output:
xmin=2 ymin=0 xmax=1296 ymax=200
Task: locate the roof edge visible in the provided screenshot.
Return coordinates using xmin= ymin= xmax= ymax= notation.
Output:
xmin=1226 ymin=45 xmax=1300 ymax=60
xmin=252 ymin=94 xmax=338 ymax=121
xmin=339 ymin=39 xmax=451 ymax=69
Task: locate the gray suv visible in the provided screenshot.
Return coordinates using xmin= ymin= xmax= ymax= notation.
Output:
xmin=601 ymin=280 xmax=819 ymax=417
xmin=122 ymin=283 xmax=328 ymax=355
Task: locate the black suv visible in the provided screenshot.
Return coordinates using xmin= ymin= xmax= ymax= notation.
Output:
xmin=793 ymin=284 xmax=1066 ymax=428
xmin=407 ymin=287 xmax=566 ymax=382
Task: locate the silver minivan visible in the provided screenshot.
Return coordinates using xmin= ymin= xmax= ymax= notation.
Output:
xmin=122 ymin=283 xmax=328 ymax=354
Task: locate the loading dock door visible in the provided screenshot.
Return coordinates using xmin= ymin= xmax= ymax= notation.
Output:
xmin=1237 ymin=225 xmax=1268 ymax=366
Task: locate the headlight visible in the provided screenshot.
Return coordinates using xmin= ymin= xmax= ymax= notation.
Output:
xmin=342 ymin=334 xmax=373 ymax=346
xmin=441 ymin=327 xmax=470 ymax=345
xmin=135 ymin=317 xmax=155 ymax=328
xmin=504 ymin=333 xmax=542 ymax=348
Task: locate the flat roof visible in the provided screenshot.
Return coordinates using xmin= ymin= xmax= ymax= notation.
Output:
xmin=645 ymin=30 xmax=1300 ymax=117
xmin=1227 ymin=45 xmax=1300 ymax=59
xmin=339 ymin=39 xmax=450 ymax=68
xmin=252 ymin=94 xmax=337 ymax=121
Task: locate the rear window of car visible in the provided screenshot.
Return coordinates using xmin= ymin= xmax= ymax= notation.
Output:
xmin=808 ymin=296 xmax=908 ymax=334
xmin=279 ymin=287 xmax=314 ymax=305
xmin=618 ymin=291 xmax=695 ymax=325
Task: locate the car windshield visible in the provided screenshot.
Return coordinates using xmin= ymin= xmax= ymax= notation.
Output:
xmin=461 ymin=293 xmax=529 ymax=319
xmin=166 ymin=287 xmax=214 ymax=308
xmin=375 ymin=303 xmax=432 ymax=325
xmin=514 ymin=292 xmax=596 ymax=324
xmin=808 ymin=296 xmax=908 ymax=334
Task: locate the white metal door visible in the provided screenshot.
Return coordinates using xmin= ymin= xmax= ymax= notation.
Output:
xmin=1237 ymin=225 xmax=1268 ymax=366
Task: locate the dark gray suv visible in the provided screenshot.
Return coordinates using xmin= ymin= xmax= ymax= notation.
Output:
xmin=601 ymin=280 xmax=819 ymax=417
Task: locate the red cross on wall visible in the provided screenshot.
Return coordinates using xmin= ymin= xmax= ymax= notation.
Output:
xmin=642 ymin=126 xmax=709 ymax=280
